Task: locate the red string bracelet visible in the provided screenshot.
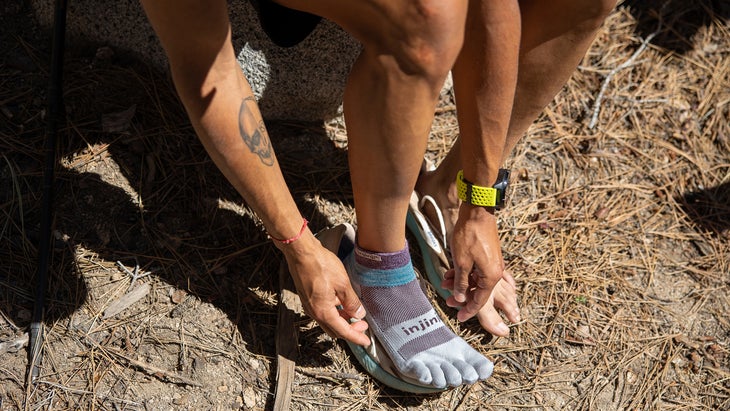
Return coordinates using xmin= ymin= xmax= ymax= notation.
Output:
xmin=269 ymin=218 xmax=308 ymax=244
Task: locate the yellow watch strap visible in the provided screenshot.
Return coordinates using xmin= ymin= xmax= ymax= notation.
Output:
xmin=456 ymin=170 xmax=498 ymax=207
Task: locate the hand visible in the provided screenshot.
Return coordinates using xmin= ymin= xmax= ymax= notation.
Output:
xmin=448 ymin=202 xmax=505 ymax=322
xmin=443 ymin=269 xmax=520 ymax=336
xmin=277 ymin=232 xmax=371 ymax=347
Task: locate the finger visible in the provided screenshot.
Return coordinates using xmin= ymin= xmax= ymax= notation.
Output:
xmin=502 ymin=269 xmax=516 ymax=288
xmin=336 ymin=284 xmax=366 ymax=321
xmin=456 ymin=287 xmax=491 ymax=322
xmin=323 ymin=308 xmax=371 ymax=346
xmin=445 ymin=295 xmax=465 ymax=308
xmin=475 ymin=303 xmax=510 ymax=337
xmin=441 ymin=268 xmax=455 ymax=290
xmin=451 ymin=258 xmax=473 ymax=303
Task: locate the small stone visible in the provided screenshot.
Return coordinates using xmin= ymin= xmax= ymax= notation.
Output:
xmin=248 ymin=358 xmax=260 ymax=373
xmin=243 ymin=386 xmax=257 ymax=409
xmin=173 ymin=394 xmax=188 ymax=406
xmin=218 ymin=385 xmax=228 ymax=393
xmin=171 ymin=288 xmax=187 ymax=304
xmin=594 ymin=207 xmax=609 ymax=220
xmin=576 ymin=325 xmax=591 ymax=339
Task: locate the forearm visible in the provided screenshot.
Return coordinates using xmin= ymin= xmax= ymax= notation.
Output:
xmin=141 ymin=0 xmax=303 ymax=241
xmin=452 ymin=0 xmax=521 ymax=186
xmin=174 ymin=66 xmax=304 ymax=241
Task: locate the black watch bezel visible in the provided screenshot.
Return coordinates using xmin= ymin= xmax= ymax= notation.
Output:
xmin=494 ymin=168 xmax=510 ymax=210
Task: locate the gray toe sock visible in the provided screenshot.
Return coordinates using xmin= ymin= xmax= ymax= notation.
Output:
xmin=345 ymin=242 xmax=493 ymax=387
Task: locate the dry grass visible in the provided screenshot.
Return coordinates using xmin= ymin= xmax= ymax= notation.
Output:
xmin=1 ymin=1 xmax=729 ymax=410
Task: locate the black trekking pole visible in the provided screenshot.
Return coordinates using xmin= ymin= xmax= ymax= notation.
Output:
xmin=28 ymin=0 xmax=68 ymax=384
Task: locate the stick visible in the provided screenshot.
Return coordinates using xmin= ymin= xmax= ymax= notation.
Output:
xmin=588 ymin=30 xmax=659 ymax=130
xmin=88 ymin=341 xmax=202 ymax=387
xmin=273 ymin=262 xmax=303 ymax=411
xmin=28 ymin=0 xmax=68 ymax=385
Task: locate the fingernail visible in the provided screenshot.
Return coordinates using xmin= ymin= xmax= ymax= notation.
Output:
xmin=454 ymin=292 xmax=466 ymax=303
xmin=354 ymin=305 xmax=366 ymax=319
xmin=498 ymin=323 xmax=509 ymax=334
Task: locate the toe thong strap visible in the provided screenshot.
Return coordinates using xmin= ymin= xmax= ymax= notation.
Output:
xmin=419 ymin=194 xmax=447 ymax=248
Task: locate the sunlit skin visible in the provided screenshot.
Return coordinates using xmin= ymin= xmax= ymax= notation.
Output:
xmin=140 ymin=0 xmax=617 ymax=345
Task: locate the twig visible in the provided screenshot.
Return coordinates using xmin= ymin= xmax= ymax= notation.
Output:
xmin=588 ymin=30 xmax=659 ymax=130
xmin=34 ymin=380 xmax=141 ymax=407
xmin=296 ymin=367 xmax=363 ymax=382
xmin=116 ymin=260 xmax=152 ymax=292
xmin=0 ymin=309 xmax=20 ymax=332
xmin=87 ymin=340 xmax=202 ymax=387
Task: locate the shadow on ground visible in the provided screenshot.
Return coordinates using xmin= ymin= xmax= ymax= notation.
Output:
xmin=622 ymin=0 xmax=730 ymax=54
xmin=1 ymin=0 xmax=355 ymax=386
xmin=679 ymin=182 xmax=730 ymax=237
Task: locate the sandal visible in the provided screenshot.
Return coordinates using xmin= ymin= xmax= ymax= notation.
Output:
xmin=406 ymin=189 xmax=453 ymax=302
xmin=316 ymin=224 xmax=447 ymax=393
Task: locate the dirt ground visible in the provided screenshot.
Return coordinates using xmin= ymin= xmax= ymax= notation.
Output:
xmin=1 ymin=1 xmax=729 ymax=410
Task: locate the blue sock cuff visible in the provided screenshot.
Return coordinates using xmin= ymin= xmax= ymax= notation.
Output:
xmin=346 ymin=252 xmax=416 ymax=287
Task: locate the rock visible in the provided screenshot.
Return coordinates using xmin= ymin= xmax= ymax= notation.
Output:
xmin=172 ymin=393 xmax=188 ymax=406
xmin=28 ymin=0 xmax=359 ymax=121
xmin=243 ymin=386 xmax=257 ymax=409
xmin=29 ymin=0 xmax=454 ymax=122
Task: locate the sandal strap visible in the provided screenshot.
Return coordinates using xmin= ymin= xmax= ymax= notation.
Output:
xmin=418 ymin=194 xmax=447 ymax=248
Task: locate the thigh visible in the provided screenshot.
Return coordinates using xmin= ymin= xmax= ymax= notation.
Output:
xmin=519 ymin=0 xmax=617 ymax=43
xmin=272 ymin=0 xmax=468 ymax=52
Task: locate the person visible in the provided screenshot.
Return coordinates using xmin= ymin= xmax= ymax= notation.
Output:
xmin=139 ymin=0 xmax=616 ymax=388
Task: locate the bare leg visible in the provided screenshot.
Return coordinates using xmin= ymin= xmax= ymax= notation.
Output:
xmin=415 ymin=0 xmax=618 ymax=335
xmin=275 ymin=0 xmax=503 ymax=388
xmin=276 ymin=0 xmax=468 ymax=252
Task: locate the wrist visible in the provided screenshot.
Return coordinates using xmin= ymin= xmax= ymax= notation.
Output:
xmin=460 ymin=164 xmax=500 ymax=188
xmin=273 ymin=225 xmax=317 ymax=254
xmin=459 ymin=201 xmax=496 ymax=218
xmin=269 ymin=217 xmax=308 ymax=245
xmin=456 ymin=169 xmax=510 ymax=209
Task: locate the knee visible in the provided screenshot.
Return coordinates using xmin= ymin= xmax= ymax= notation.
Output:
xmin=369 ymin=1 xmax=466 ymax=85
xmin=574 ymin=0 xmax=617 ymax=31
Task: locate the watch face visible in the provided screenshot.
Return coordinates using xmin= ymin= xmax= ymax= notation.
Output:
xmin=494 ymin=169 xmax=511 ymax=209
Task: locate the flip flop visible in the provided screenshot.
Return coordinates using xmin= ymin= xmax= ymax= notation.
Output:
xmin=315 ymin=224 xmax=447 ymax=394
xmin=406 ymin=190 xmax=453 ymax=302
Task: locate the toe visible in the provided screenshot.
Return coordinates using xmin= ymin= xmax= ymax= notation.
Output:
xmin=474 ymin=357 xmax=493 ymax=380
xmin=453 ymin=359 xmax=478 ymax=384
xmin=477 ymin=304 xmax=510 ymax=337
xmin=404 ymin=361 xmax=433 ymax=386
xmin=439 ymin=362 xmax=462 ymax=387
xmin=463 ymin=349 xmax=493 ymax=380
xmin=425 ymin=362 xmax=446 ymax=388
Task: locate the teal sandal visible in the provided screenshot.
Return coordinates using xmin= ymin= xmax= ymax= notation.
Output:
xmin=316 ymin=224 xmax=447 ymax=394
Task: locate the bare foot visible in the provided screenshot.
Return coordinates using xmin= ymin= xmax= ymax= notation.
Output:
xmin=415 ymin=170 xmax=520 ymax=336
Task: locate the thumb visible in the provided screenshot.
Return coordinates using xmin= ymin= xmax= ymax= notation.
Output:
xmin=451 ymin=258 xmax=472 ymax=303
xmin=336 ymin=284 xmax=366 ymax=321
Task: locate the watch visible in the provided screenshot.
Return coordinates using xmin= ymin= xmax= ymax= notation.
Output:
xmin=456 ymin=169 xmax=511 ymax=209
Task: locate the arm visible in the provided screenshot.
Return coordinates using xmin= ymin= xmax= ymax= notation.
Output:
xmin=140 ymin=0 xmax=369 ymax=345
xmin=449 ymin=0 xmax=521 ymax=320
